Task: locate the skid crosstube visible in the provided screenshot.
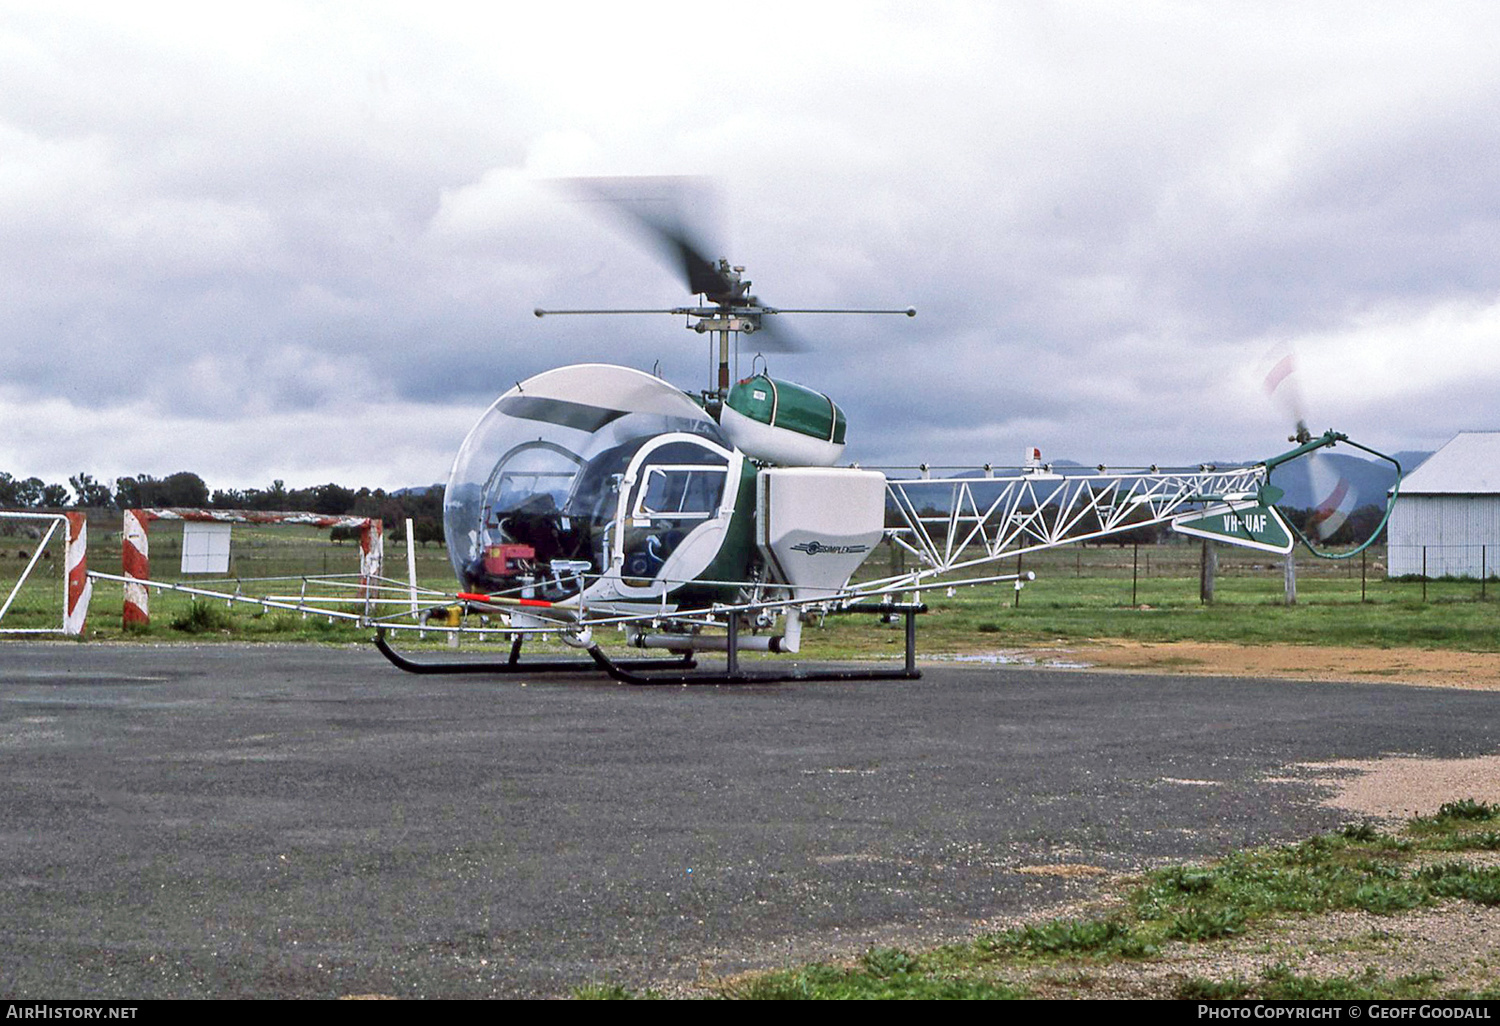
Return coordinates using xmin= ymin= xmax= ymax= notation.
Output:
xmin=375 ymin=604 xmax=925 ymax=685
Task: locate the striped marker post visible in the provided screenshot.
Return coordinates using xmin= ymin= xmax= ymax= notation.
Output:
xmin=122 ymin=509 xmax=155 ymax=627
xmin=64 ymin=512 xmax=92 ymax=635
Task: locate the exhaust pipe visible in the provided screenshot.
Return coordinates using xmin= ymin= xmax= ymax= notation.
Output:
xmin=630 ymin=613 xmax=801 ymax=654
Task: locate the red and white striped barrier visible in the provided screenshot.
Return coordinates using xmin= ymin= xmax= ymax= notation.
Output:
xmin=122 ymin=508 xmax=154 ymax=627
xmin=120 ymin=508 xmax=383 ymax=627
xmin=64 ymin=512 xmax=90 ymax=635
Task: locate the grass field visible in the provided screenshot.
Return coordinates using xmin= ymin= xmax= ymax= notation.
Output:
xmin=3 ymin=519 xmax=1497 ymax=652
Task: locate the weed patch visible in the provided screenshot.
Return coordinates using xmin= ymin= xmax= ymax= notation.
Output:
xmin=169 ymin=601 xmax=235 ymax=634
xmin=1176 ymin=977 xmax=1252 ymax=1000
xmin=725 ymin=964 xmax=1027 ymax=1000
xmin=572 ymin=982 xmax=639 ymax=1000
xmin=1416 ymin=864 xmax=1500 ymax=905
xmin=1166 ymin=907 xmax=1243 ymax=941
xmin=979 ymin=918 xmax=1155 ymax=959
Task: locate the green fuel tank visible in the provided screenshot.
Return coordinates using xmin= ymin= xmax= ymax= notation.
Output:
xmin=721 ymin=374 xmax=847 ymax=466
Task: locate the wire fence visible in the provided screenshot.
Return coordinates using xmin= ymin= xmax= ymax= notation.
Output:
xmin=1386 ymin=544 xmax=1498 ymax=602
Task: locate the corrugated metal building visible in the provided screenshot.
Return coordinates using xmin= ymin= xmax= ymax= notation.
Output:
xmin=1387 ymin=431 xmax=1500 ymax=578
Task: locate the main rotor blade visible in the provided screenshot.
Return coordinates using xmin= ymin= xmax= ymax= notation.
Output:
xmin=750 ymin=315 xmax=810 ymax=354
xmin=558 ymin=176 xmax=731 ymax=297
xmin=534 ymin=308 xmax=690 ymax=317
xmin=746 ymin=306 xmax=914 ymax=353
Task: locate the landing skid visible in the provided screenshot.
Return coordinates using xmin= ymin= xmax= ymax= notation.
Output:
xmin=376 ymin=604 xmax=926 ymax=686
xmin=374 ymin=629 xmax=696 ymax=676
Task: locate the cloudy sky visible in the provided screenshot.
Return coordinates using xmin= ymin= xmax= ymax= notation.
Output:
xmin=3 ymin=1 xmax=1498 ymax=493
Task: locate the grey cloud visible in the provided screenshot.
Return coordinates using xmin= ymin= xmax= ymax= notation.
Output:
xmin=3 ymin=4 xmax=1499 ymax=488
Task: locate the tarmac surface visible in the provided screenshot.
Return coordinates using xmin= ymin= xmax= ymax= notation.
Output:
xmin=3 ymin=641 xmax=1500 ymax=999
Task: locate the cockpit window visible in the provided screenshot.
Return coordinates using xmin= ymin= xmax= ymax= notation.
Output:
xmin=482 ymin=442 xmax=583 ymax=524
xmin=638 ymin=468 xmax=726 ymax=517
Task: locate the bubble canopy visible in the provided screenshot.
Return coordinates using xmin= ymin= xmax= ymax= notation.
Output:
xmin=444 ymin=365 xmax=730 ymax=597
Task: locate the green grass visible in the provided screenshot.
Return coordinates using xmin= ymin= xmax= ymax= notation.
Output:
xmin=655 ymin=800 xmax=1500 ymax=1000
xmin=810 ymin=550 xmax=1500 ymax=655
xmin=724 ymin=961 xmax=1028 ymax=1000
xmin=572 ymin=981 xmax=657 ymax=1000
xmin=974 ymin=918 xmax=1156 ymax=959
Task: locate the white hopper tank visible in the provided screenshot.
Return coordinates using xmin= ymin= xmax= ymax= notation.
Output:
xmin=756 ymin=467 xmax=887 ymax=599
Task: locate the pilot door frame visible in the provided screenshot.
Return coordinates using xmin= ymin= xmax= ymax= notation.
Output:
xmin=608 ymin=432 xmax=743 ymax=597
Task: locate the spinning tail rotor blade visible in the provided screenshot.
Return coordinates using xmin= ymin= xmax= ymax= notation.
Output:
xmin=1263 ymin=348 xmax=1311 ymax=444
xmin=1262 ymin=344 xmax=1357 ymax=542
xmin=1305 ymin=449 xmax=1357 ymax=541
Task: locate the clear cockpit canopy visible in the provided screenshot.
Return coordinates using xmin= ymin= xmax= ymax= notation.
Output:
xmin=444 ymin=364 xmax=727 ymax=597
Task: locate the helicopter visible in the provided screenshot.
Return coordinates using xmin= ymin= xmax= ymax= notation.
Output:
xmin=366 ymin=178 xmax=1403 ymax=684
xmin=82 ymin=179 xmax=1400 ymax=683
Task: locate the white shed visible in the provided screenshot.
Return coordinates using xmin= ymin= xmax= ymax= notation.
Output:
xmin=1386 ymin=432 xmax=1500 ymax=578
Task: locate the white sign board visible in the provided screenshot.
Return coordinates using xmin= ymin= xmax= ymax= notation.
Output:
xmin=181 ymin=522 xmax=232 ymax=574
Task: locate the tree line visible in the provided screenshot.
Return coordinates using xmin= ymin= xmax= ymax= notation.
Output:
xmin=0 ymin=471 xmax=447 ymax=545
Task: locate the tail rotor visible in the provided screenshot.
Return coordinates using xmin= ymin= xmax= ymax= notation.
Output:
xmin=1261 ymin=344 xmax=1359 ymax=544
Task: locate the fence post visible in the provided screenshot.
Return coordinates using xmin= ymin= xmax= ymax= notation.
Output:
xmin=1131 ymin=542 xmax=1139 ymax=606
xmin=1361 ymin=547 xmax=1367 ymax=603
xmin=1283 ymin=550 xmax=1296 ymax=606
xmin=1484 ymin=545 xmax=1488 ymax=602
xmin=1200 ymin=539 xmax=1216 ymax=604
xmin=1422 ymin=546 xmax=1427 ymax=602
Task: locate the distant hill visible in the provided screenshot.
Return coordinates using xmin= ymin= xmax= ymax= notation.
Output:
xmin=1259 ymin=451 xmax=1421 ymax=510
xmin=1390 ymin=451 xmax=1432 ymax=473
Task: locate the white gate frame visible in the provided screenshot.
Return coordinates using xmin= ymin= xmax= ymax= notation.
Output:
xmin=0 ymin=511 xmax=91 ymax=636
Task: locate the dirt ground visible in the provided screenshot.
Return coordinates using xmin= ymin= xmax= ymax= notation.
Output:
xmin=1035 ymin=640 xmax=1500 ymax=692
